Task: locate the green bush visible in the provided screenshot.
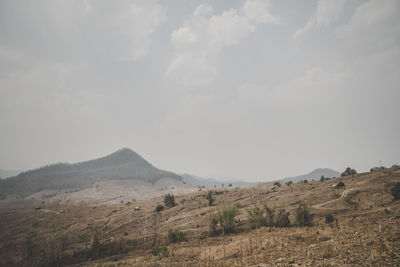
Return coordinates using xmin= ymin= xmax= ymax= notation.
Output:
xmin=391 ymin=182 xmax=400 ymax=200
xmin=165 ymin=229 xmax=186 ymax=243
xmin=155 ymin=204 xmax=165 ymax=212
xmin=264 ymin=205 xmax=275 ymax=227
xmin=217 ymin=204 xmax=238 ymax=234
xmin=150 ymin=245 xmax=168 ymax=258
xmin=325 ymin=214 xmax=334 ymax=224
xmin=247 ymin=205 xmax=266 ymax=229
xmin=274 ymin=182 xmax=281 ymax=187
xmin=209 ymin=214 xmax=222 ymax=236
xmin=274 ymin=209 xmax=290 ymax=227
xmin=341 ymin=167 xmax=357 ymax=177
xmin=294 ymin=204 xmax=313 ymax=226
xmin=164 ymin=194 xmax=176 ymax=208
xmin=285 ymin=181 xmax=293 ymax=186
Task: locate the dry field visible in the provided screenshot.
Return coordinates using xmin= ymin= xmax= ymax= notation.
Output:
xmin=1 ymin=167 xmax=399 ymax=266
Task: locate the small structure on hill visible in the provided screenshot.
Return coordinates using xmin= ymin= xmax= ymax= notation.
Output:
xmin=134 ymin=206 xmax=140 ymax=211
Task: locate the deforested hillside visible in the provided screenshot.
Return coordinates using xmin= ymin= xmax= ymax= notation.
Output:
xmin=0 ymin=148 xmax=183 ymax=200
xmin=0 ymin=166 xmax=399 ymax=266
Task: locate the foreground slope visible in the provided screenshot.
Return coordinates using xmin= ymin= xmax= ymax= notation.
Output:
xmin=0 ymin=167 xmax=399 ymax=266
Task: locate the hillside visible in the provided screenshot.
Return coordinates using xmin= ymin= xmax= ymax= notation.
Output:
xmin=0 ymin=166 xmax=399 ymax=266
xmin=282 ymin=168 xmax=340 ymax=183
xmin=0 ymin=148 xmax=189 ymax=202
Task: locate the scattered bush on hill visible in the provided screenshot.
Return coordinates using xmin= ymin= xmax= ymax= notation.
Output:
xmin=247 ymin=205 xmax=266 ymax=229
xmin=165 ymin=229 xmax=186 ymax=243
xmin=164 ymin=194 xmax=176 ymax=208
xmin=155 ymin=204 xmax=164 ymax=212
xmin=341 ymin=167 xmax=357 ymax=177
xmin=390 ymin=182 xmax=400 ymax=200
xmin=294 ymin=204 xmax=313 ymax=226
xmin=150 ymin=245 xmax=168 ymax=258
xmin=325 ymin=214 xmax=334 ymax=224
xmin=285 ymin=181 xmax=293 ymax=186
xmin=274 ymin=209 xmax=290 ymax=227
xmin=209 ymin=214 xmax=222 ymax=236
xmin=206 ymin=190 xmax=214 ymax=206
xmin=217 ymin=204 xmax=238 ymax=234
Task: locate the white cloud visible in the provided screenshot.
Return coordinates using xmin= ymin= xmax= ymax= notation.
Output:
xmin=167 ymin=0 xmax=280 ymax=86
xmin=293 ymin=0 xmax=346 ymax=39
xmin=336 ymin=0 xmax=400 ymax=48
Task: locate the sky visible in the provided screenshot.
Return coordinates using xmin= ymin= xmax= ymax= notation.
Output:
xmin=0 ymin=0 xmax=399 ymax=181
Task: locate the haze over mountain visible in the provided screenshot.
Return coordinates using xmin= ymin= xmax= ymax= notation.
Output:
xmin=0 ymin=169 xmax=23 ymax=179
xmin=282 ymin=168 xmax=340 ymax=183
xmin=0 ymin=148 xmax=190 ymax=202
xmin=181 ymin=174 xmax=250 ymax=188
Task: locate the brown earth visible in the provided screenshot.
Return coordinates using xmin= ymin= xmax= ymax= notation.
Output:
xmin=0 ymin=167 xmax=399 ymax=266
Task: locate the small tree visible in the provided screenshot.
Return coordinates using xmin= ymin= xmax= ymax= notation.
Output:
xmin=320 ymin=176 xmax=325 ymax=182
xmin=164 ymin=194 xmax=176 ymax=208
xmin=274 ymin=182 xmax=281 ymax=187
xmin=206 ymin=190 xmax=214 ymax=206
xmin=274 ymin=209 xmax=290 ymax=227
xmin=209 ymin=215 xmax=222 ymax=236
xmin=155 ymin=204 xmax=164 ymax=212
xmin=294 ymin=204 xmax=313 ymax=226
xmin=341 ymin=167 xmax=357 ymax=177
xmin=151 ymin=245 xmax=168 ymax=258
xmin=285 ymin=181 xmax=293 ymax=186
xmin=391 ymin=182 xmax=400 ymax=200
xmin=325 ymin=214 xmax=334 ymax=224
xmin=264 ymin=205 xmax=275 ymax=227
xmin=336 ymin=181 xmax=345 ymax=189
xmin=165 ymin=229 xmax=185 ymax=243
xmin=217 ymin=204 xmax=238 ymax=234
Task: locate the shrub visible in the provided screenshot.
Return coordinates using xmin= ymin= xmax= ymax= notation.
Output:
xmin=164 ymin=194 xmax=176 ymax=208
xmin=155 ymin=204 xmax=164 ymax=212
xmin=274 ymin=182 xmax=281 ymax=187
xmin=325 ymin=214 xmax=334 ymax=224
xmin=294 ymin=204 xmax=313 ymax=226
xmin=341 ymin=167 xmax=357 ymax=177
xmin=303 ymin=179 xmax=308 ymax=183
xmin=336 ymin=181 xmax=345 ymax=189
xmin=391 ymin=182 xmax=400 ymax=200
xmin=247 ymin=205 xmax=266 ymax=229
xmin=264 ymin=205 xmax=275 ymax=227
xmin=209 ymin=215 xmax=222 ymax=236
xmin=217 ymin=204 xmax=238 ymax=234
xmin=274 ymin=209 xmax=290 ymax=227
xmin=285 ymin=181 xmax=293 ymax=186
xmin=165 ymin=229 xmax=186 ymax=243
xmin=150 ymin=245 xmax=168 ymax=258
xmin=320 ymin=176 xmax=325 ymax=182
xmin=206 ymin=190 xmax=214 ymax=206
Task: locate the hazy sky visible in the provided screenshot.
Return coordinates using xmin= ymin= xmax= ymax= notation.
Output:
xmin=1 ymin=0 xmax=399 ymax=181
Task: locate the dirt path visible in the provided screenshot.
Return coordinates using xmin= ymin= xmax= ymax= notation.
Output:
xmin=312 ymin=188 xmax=359 ymax=210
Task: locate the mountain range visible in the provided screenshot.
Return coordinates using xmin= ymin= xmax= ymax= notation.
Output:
xmin=281 ymin=168 xmax=340 ymax=183
xmin=0 ymin=148 xmax=187 ymax=202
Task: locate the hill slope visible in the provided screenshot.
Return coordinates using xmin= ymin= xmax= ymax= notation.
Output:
xmin=0 ymin=148 xmax=183 ymax=200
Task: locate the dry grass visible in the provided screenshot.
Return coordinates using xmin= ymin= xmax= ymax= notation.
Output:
xmin=0 ymin=167 xmax=400 ymax=266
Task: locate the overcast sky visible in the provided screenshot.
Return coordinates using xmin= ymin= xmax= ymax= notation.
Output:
xmin=0 ymin=0 xmax=399 ymax=181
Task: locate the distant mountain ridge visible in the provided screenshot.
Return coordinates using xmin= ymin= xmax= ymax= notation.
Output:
xmin=0 ymin=148 xmax=182 ymax=199
xmin=181 ymin=174 xmax=250 ymax=188
xmin=0 ymin=169 xmax=23 ymax=179
xmin=282 ymin=168 xmax=340 ymax=183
